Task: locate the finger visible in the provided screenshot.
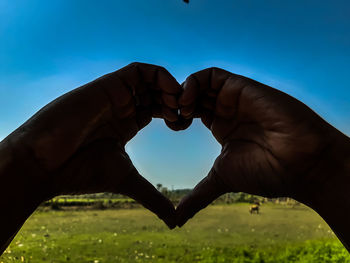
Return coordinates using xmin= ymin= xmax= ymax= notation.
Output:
xmin=215 ymin=76 xmax=247 ymax=119
xmin=162 ymin=92 xmax=178 ymax=109
xmin=134 ymin=62 xmax=182 ymax=95
xmin=115 ymin=63 xmax=142 ymax=94
xmin=180 ymin=67 xmax=228 ymax=106
xmin=97 ymin=63 xmax=181 ymax=117
xmin=114 ymin=61 xmax=181 ymax=104
xmin=176 ymin=167 xmax=229 ymax=227
xmin=162 ymin=106 xmax=178 ymax=122
xmin=179 ymin=67 xmax=231 ymax=119
xmin=156 ymin=67 xmax=182 ymax=95
xmin=113 ymin=63 xmax=193 ymax=131
xmin=164 ymin=116 xmax=193 ymax=131
xmin=118 ymin=169 xmax=176 ymax=229
xmin=162 ymin=79 xmax=195 ymax=131
xmin=135 ymin=63 xmax=182 ymax=121
xmin=152 ymin=104 xmax=163 ymax=118
xmin=97 ymin=74 xmax=134 ymax=108
xmin=179 ymin=76 xmax=200 ymax=108
xmin=55 ymin=138 xmax=176 ymax=229
xmin=136 ymin=108 xmax=152 ymax=130
xmin=200 ymin=108 xmax=214 ymax=129
xmin=209 ymin=67 xmax=232 ymax=91
xmin=178 ymin=78 xmax=199 ymax=121
xmin=181 ymin=103 xmax=196 ymax=119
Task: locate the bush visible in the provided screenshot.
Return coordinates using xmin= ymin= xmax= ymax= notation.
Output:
xmin=92 ymin=201 xmax=106 ymax=210
xmin=50 ymin=201 xmax=61 ymax=210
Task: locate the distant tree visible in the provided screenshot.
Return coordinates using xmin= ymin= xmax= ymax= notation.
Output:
xmin=156 ymin=183 xmax=162 ymax=191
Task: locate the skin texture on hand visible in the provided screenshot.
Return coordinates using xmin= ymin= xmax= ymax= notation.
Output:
xmin=2 ymin=62 xmax=195 ymax=230
xmin=176 ymin=67 xmax=349 ymax=228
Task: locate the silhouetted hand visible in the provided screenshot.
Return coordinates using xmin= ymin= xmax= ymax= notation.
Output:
xmin=4 ymin=62 xmax=187 ymax=229
xmin=176 ymin=67 xmax=349 ymax=227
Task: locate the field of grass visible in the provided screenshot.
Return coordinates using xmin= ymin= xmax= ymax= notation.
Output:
xmin=1 ymin=203 xmax=349 ymax=263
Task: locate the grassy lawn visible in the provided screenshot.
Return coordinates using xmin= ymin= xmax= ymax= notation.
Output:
xmin=1 ymin=203 xmax=349 ymax=262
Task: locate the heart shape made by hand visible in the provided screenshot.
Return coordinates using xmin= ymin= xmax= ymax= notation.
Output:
xmin=5 ymin=63 xmax=339 ymax=232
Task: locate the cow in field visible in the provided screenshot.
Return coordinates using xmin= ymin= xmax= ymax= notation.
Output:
xmin=249 ymin=204 xmax=260 ymax=214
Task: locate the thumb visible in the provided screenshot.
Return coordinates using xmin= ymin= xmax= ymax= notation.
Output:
xmin=164 ymin=116 xmax=193 ymax=131
xmin=56 ymin=138 xmax=177 ymax=229
xmin=176 ymin=167 xmax=229 ymax=227
xmin=117 ymin=167 xmax=176 ymax=229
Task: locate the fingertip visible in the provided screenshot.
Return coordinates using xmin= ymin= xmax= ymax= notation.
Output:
xmin=117 ymin=170 xmax=177 ymax=228
xmin=158 ymin=204 xmax=177 ymax=229
xmin=157 ymin=68 xmax=182 ymax=95
xmin=151 ymin=104 xmax=163 ymax=118
xmin=175 ymin=205 xmax=189 ymax=227
xmin=180 ymin=103 xmax=196 ymax=119
xmin=164 ymin=217 xmax=177 ymax=230
xmin=175 ymin=168 xmax=228 ymax=227
xmin=179 ymin=76 xmax=199 ymax=107
xmin=162 ymin=106 xmax=179 ymax=122
xmin=175 ymin=193 xmax=197 ymax=227
xmin=164 ymin=117 xmax=193 ymax=131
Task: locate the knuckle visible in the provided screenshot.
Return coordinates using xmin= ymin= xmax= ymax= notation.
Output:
xmin=156 ymin=65 xmax=168 ymax=75
xmin=185 ymin=74 xmax=196 ymax=83
xmin=208 ymin=67 xmax=221 ymax=73
xmin=157 ymin=65 xmax=166 ymax=71
xmin=227 ymin=75 xmax=247 ymax=88
xmin=128 ymin=62 xmax=142 ymax=67
xmin=209 ymin=67 xmax=234 ymax=81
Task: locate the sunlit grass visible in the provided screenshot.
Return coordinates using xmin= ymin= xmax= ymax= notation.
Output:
xmin=1 ymin=203 xmax=348 ymax=262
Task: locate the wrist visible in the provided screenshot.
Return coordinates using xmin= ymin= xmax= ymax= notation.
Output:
xmin=312 ymin=131 xmax=350 ymax=203
xmin=0 ymin=134 xmax=54 ymax=204
xmin=294 ymin=127 xmax=350 ymax=202
xmin=0 ymin=136 xmax=54 ymax=254
xmin=294 ymin=131 xmax=350 ymax=249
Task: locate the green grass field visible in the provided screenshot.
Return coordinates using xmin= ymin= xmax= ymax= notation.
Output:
xmin=1 ymin=203 xmax=349 ymax=263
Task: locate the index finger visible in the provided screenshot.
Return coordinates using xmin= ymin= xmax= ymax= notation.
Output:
xmin=176 ymin=167 xmax=229 ymax=227
xmin=122 ymin=63 xmax=181 ymax=122
xmin=118 ymin=169 xmax=177 ymax=229
xmin=179 ymin=67 xmax=231 ymax=119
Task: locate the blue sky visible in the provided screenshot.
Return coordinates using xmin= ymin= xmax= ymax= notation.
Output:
xmin=1 ymin=0 xmax=349 ymax=188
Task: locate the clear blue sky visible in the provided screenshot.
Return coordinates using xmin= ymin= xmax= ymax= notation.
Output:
xmin=1 ymin=0 xmax=349 ymax=188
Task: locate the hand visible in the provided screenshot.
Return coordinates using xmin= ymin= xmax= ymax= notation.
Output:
xmin=176 ymin=67 xmax=346 ymax=226
xmin=5 ymin=62 xmax=188 ymax=228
